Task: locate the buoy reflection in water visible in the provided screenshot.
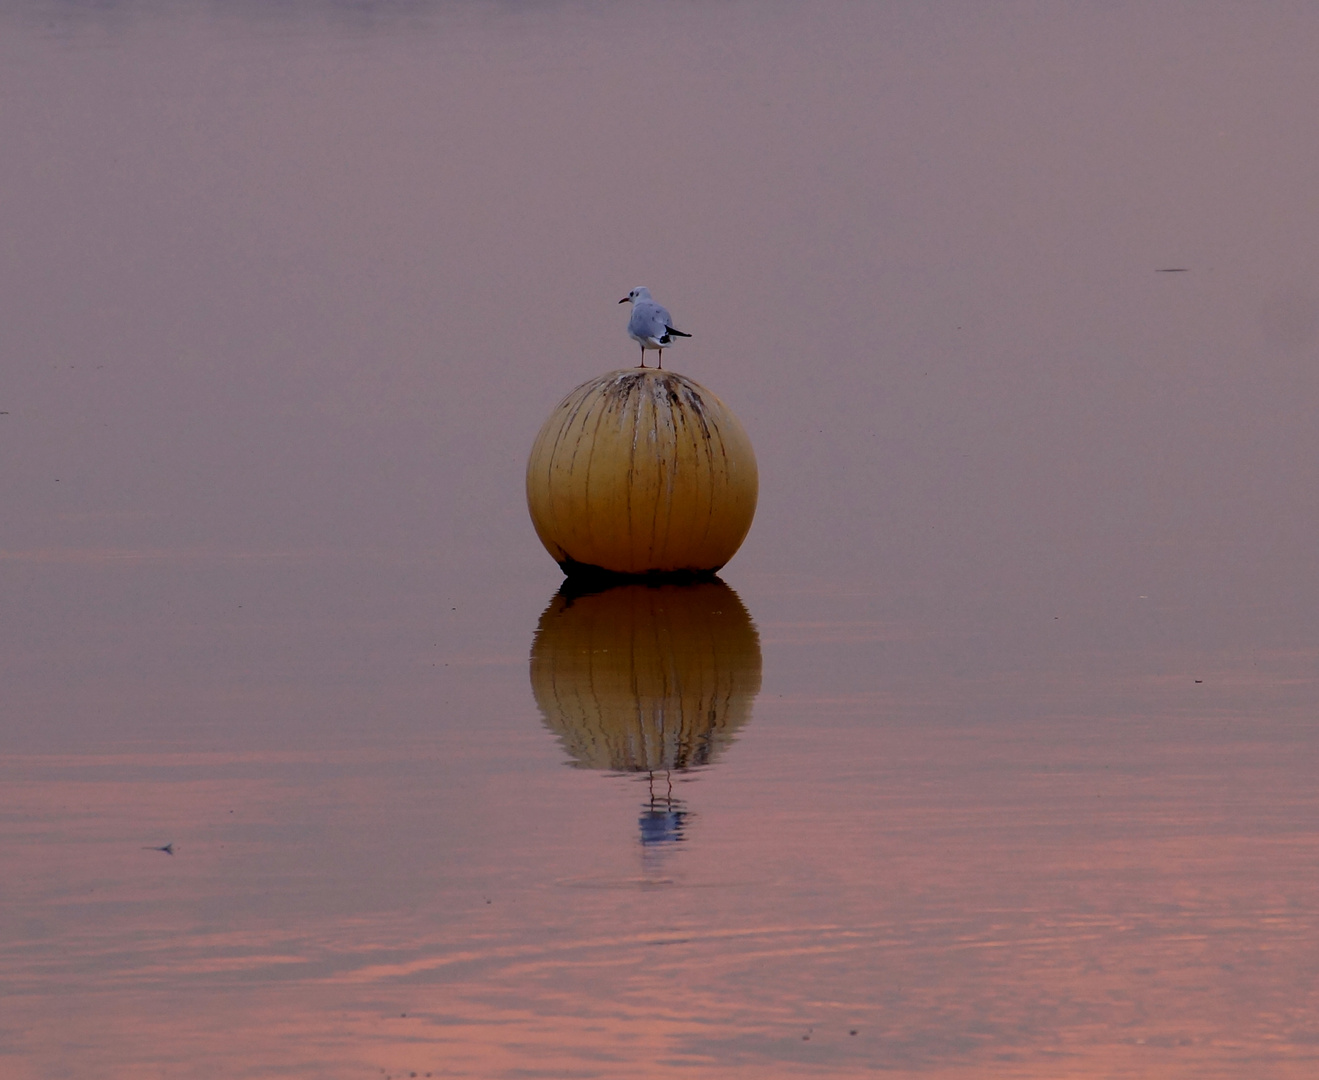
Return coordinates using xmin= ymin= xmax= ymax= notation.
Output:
xmin=529 ymin=581 xmax=762 ymax=852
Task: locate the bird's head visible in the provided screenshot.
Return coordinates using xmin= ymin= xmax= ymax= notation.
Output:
xmin=619 ymin=286 xmax=652 ymax=305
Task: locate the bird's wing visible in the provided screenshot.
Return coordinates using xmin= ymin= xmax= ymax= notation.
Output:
xmin=629 ymin=302 xmax=667 ymax=340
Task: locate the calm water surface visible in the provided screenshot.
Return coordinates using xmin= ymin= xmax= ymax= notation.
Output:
xmin=2 ymin=1 xmax=1318 ymax=1077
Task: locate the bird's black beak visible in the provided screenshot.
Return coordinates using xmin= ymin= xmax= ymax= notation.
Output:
xmin=618 ymin=297 xmax=629 ymax=304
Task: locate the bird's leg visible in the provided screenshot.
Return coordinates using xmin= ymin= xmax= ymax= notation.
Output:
xmin=639 ymin=344 xmax=646 ymax=368
xmin=658 ymin=349 xmax=664 ymax=370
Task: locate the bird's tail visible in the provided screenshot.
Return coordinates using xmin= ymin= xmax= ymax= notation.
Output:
xmin=664 ymin=326 xmax=692 ymax=338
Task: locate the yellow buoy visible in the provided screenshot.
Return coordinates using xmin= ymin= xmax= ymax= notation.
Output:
xmin=526 ymin=369 xmax=758 ymax=577
xmin=529 ymin=581 xmax=761 ymax=773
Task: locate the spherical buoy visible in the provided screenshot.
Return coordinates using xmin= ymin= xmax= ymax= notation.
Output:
xmin=530 ymin=581 xmax=761 ymax=773
xmin=526 ymin=369 xmax=758 ymax=578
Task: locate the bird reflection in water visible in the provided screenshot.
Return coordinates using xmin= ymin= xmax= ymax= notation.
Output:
xmin=640 ymin=770 xmax=686 ymax=842
xmin=529 ymin=579 xmax=761 ymax=862
xmin=638 ymin=773 xmax=689 ymax=877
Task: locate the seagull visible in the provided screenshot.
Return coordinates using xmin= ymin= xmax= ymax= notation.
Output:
xmin=619 ymin=287 xmax=691 ymax=369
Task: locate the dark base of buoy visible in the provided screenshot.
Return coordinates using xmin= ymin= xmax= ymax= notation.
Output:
xmin=557 ymin=557 xmax=724 ymax=597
